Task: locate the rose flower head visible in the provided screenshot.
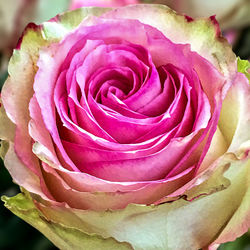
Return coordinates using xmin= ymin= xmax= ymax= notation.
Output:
xmin=0 ymin=4 xmax=250 ymax=250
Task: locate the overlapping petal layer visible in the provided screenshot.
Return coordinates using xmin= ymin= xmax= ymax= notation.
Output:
xmin=1 ymin=4 xmax=249 ymax=250
xmin=20 ymin=17 xmax=227 ymax=208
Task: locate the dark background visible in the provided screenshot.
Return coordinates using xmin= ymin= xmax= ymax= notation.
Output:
xmin=0 ymin=17 xmax=250 ymax=250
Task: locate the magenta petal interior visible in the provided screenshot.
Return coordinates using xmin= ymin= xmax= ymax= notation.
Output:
xmin=31 ymin=18 xmax=226 ymax=192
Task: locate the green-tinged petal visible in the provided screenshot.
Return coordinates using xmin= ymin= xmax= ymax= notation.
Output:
xmin=0 ymin=98 xmax=15 ymax=161
xmin=237 ymin=58 xmax=250 ymax=81
xmin=2 ymin=49 xmax=36 ymax=133
xmin=1 ymin=191 xmax=132 ymax=250
xmin=103 ymin=4 xmax=236 ymax=79
xmin=9 ymin=6 xmax=111 ymax=66
xmin=32 ymin=154 xmax=250 ymax=250
xmin=198 ymin=126 xmax=228 ymax=174
xmin=1 ymin=50 xmax=42 ymax=177
xmin=0 ymin=98 xmax=15 ymax=160
xmin=218 ymin=72 xmax=250 ymax=151
xmin=0 ymin=140 xmax=9 ymax=160
xmin=0 ymin=98 xmax=15 ymax=142
xmin=41 ymin=7 xmax=111 ymax=41
xmin=181 ymin=157 xmax=231 ymax=201
xmin=209 ymin=158 xmax=250 ymax=246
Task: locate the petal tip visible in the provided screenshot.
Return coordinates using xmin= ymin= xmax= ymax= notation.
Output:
xmin=209 ymin=15 xmax=222 ymax=38
xmin=15 ymin=22 xmax=42 ymax=50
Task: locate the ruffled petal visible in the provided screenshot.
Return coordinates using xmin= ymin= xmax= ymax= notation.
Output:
xmin=2 ymin=191 xmax=132 ymax=250
xmin=31 ymin=154 xmax=249 ymax=249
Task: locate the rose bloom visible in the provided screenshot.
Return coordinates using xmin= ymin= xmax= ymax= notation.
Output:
xmin=0 ymin=4 xmax=250 ymax=250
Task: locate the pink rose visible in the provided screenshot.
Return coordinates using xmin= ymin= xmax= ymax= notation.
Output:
xmin=1 ymin=4 xmax=250 ymax=250
xmin=70 ymin=0 xmax=139 ymax=9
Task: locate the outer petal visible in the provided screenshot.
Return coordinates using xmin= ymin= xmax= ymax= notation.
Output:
xmin=31 ymin=155 xmax=250 ymax=250
xmin=207 ymin=60 xmax=250 ymax=247
xmin=218 ymin=72 xmax=250 ymax=151
xmin=1 ymin=191 xmax=132 ymax=250
xmin=2 ymin=50 xmax=41 ymax=175
xmin=0 ymin=98 xmax=14 ymax=159
xmin=199 ymin=67 xmax=250 ymax=174
xmin=209 ymin=157 xmax=250 ymax=247
xmin=1 ymin=48 xmax=54 ymax=199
